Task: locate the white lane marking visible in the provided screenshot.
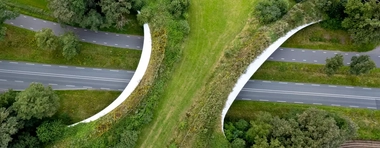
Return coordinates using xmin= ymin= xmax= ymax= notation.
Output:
xmin=30 ymin=27 xmax=34 ymax=30
xmin=105 ymin=33 xmax=108 ymax=35
xmin=76 ymin=67 xmax=85 ymax=69
xmin=241 ymin=98 xmax=250 ymax=100
xmin=66 ymin=85 xmax=75 ymax=87
xmin=294 ymin=102 xmax=303 ymax=104
xmin=277 ymin=100 xmax=286 ymax=102
xmin=20 ymin=25 xmax=24 ymax=27
xmin=15 ymin=80 xmax=24 ymax=83
xmin=281 ymin=58 xmax=285 ymax=60
xmin=84 ymin=29 xmax=87 ymax=31
xmin=26 ymin=63 xmax=34 ymax=65
xmin=74 ymin=27 xmax=77 ymax=29
xmin=295 ymin=83 xmax=304 ymax=85
xmin=10 ymin=22 xmax=14 ymax=24
xmin=356 ymin=54 xmax=360 ymax=56
xmin=23 ymin=16 xmax=26 ymax=18
xmin=291 ymin=49 xmax=294 ymax=51
xmin=323 ymin=52 xmax=326 ymax=53
xmin=0 ymin=79 xmax=7 ymax=81
xmin=331 ymin=104 xmax=341 ymax=106
xmin=93 ymin=68 xmax=102 ymax=71
xmin=313 ymin=103 xmax=322 ymax=105
xmin=349 ymin=105 xmax=359 ymax=108
xmin=279 ymin=82 xmax=288 ymax=84
xmin=126 ymin=45 xmax=130 ymax=47
xmin=137 ymin=46 xmax=140 ymax=48
xmin=127 ymin=36 xmax=131 ymax=38
xmin=312 ymin=84 xmax=320 ymax=86
xmin=104 ymin=42 xmax=107 ymax=44
xmin=110 ymin=70 xmax=119 ymax=72
xmin=34 ymin=18 xmax=37 ymax=20
xmin=138 ymin=37 xmax=142 ymax=39
xmin=59 ymin=66 xmax=68 ymax=68
xmin=328 ymin=85 xmax=337 ymax=87
xmin=83 ymin=86 xmax=92 ymax=88
xmin=270 ymin=57 xmax=274 ymax=59
xmin=334 ymin=53 xmax=338 ymax=54
xmin=363 ymin=88 xmax=372 ymax=90
xmin=368 ymin=107 xmax=377 ymax=109
xmin=314 ymin=60 xmax=318 ymax=62
xmin=347 ymin=63 xmax=350 ymax=64
xmin=345 ymin=53 xmax=348 ymax=55
xmin=49 ymin=83 xmax=58 ymax=86
xmin=262 ymin=81 xmax=271 ymax=83
xmin=42 ymin=64 xmax=51 ymax=67
xmin=10 ymin=62 xmax=18 ymax=64
xmin=0 ymin=61 xmax=2 ymax=63
xmin=116 ymin=34 xmax=119 ymax=36
xmin=241 ymin=88 xmax=380 ymax=100
xmin=93 ymin=41 xmax=96 ymax=43
xmin=53 ymin=23 xmax=57 ymax=25
xmin=259 ymin=99 xmax=269 ymax=101
xmin=126 ymin=71 xmax=135 ymax=73
xmin=292 ymin=59 xmax=296 ymax=61
xmin=43 ymin=21 xmax=46 ymax=23
xmin=303 ymin=59 xmax=307 ymax=61
xmin=118 ymin=89 xmax=124 ymax=91
xmin=378 ymin=56 xmax=380 ymax=58
xmin=302 ymin=50 xmax=305 ymax=52
xmin=280 ymin=48 xmax=283 ymax=50
xmin=346 ymin=86 xmax=354 ymax=89
xmin=101 ymin=88 xmax=110 ymax=90
xmin=115 ymin=44 xmax=118 ymax=46
xmin=82 ymin=39 xmax=85 ymax=41
xmin=312 ymin=51 xmax=316 ymax=53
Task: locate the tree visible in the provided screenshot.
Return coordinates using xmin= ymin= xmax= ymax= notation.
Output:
xmin=349 ymin=55 xmax=376 ymax=75
xmin=36 ymin=120 xmax=65 ymax=143
xmin=35 ymin=28 xmax=60 ymax=50
xmin=0 ymin=89 xmax=17 ymax=108
xmin=0 ymin=2 xmax=19 ymax=40
xmin=49 ymin=0 xmax=133 ymax=31
xmin=324 ymin=54 xmax=344 ymax=76
xmin=0 ymin=108 xmax=20 ymax=148
xmin=60 ymin=32 xmax=80 ymax=60
xmin=8 ymin=132 xmax=41 ymax=148
xmin=255 ymin=0 xmax=289 ymax=24
xmin=168 ymin=0 xmax=190 ymax=19
xmin=12 ymin=83 xmax=60 ymax=120
xmin=231 ymin=138 xmax=246 ymax=148
xmin=342 ymin=0 xmax=380 ymax=44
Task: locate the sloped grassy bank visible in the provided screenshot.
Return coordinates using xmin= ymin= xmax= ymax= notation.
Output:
xmin=170 ymin=1 xmax=323 ymax=147
xmin=50 ymin=0 xmax=190 ymax=147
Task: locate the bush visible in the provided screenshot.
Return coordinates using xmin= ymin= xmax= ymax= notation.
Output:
xmin=60 ymin=32 xmax=80 ymax=60
xmin=35 ymin=28 xmax=59 ymax=50
xmin=255 ymin=0 xmax=289 ymax=24
xmin=36 ymin=120 xmax=65 ymax=143
xmin=349 ymin=55 xmax=376 ymax=75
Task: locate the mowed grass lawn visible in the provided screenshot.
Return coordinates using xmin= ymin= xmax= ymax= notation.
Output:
xmin=252 ymin=61 xmax=380 ymax=88
xmin=226 ymin=101 xmax=380 ymax=140
xmin=55 ymin=90 xmax=120 ymax=124
xmin=13 ymin=0 xmax=49 ymax=10
xmin=281 ymin=23 xmax=377 ymax=52
xmin=137 ymin=0 xmax=254 ymax=147
xmin=1 ymin=25 xmax=141 ymax=70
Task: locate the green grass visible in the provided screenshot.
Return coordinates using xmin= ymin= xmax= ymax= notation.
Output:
xmin=5 ymin=0 xmax=144 ymax=35
xmin=226 ymin=101 xmax=380 ymax=140
xmin=282 ymin=23 xmax=377 ymax=52
xmin=1 ymin=25 xmax=141 ymax=70
xmin=55 ymin=90 xmax=120 ymax=124
xmin=252 ymin=61 xmax=380 ymax=88
xmin=136 ymin=0 xmax=254 ymax=147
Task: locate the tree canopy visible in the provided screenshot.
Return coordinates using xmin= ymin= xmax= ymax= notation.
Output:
xmin=349 ymin=55 xmax=376 ymax=75
xmin=255 ymin=0 xmax=289 ymax=24
xmin=61 ymin=32 xmax=80 ymax=60
xmin=49 ymin=0 xmax=134 ymax=30
xmin=12 ymin=83 xmax=60 ymax=120
xmin=324 ymin=54 xmax=344 ymax=76
xmin=0 ymin=108 xmax=20 ymax=148
xmin=0 ymin=2 xmax=19 ymax=40
xmin=35 ymin=28 xmax=60 ymax=51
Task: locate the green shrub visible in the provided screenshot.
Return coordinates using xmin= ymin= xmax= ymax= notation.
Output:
xmin=36 ymin=120 xmax=65 ymax=143
xmin=255 ymin=0 xmax=289 ymax=24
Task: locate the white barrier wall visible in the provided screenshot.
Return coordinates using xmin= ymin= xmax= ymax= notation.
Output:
xmin=221 ymin=21 xmax=319 ymax=132
xmin=71 ymin=23 xmax=152 ymax=126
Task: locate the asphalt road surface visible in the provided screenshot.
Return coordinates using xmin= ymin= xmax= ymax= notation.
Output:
xmin=0 ymin=60 xmax=134 ymax=91
xmin=237 ymin=80 xmax=380 ymax=109
xmin=269 ymin=47 xmax=380 ymax=67
xmin=4 ymin=14 xmax=144 ymax=50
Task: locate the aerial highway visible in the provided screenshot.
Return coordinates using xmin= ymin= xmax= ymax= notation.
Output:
xmin=4 ymin=14 xmax=144 ymax=50
xmin=237 ymin=80 xmax=380 ymax=109
xmin=270 ymin=47 xmax=380 ymax=67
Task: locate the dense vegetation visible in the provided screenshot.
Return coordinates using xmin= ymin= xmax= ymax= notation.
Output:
xmin=0 ymin=2 xmax=18 ymax=40
xmin=325 ymin=54 xmax=375 ymax=76
xmin=0 ymin=83 xmax=64 ymax=147
xmin=225 ymin=108 xmax=357 ymax=148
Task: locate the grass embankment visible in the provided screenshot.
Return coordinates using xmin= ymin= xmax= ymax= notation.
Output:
xmin=1 ymin=25 xmax=141 ymax=70
xmin=281 ymin=23 xmax=376 ymax=52
xmin=137 ymin=1 xmax=254 ymax=147
xmin=4 ymin=0 xmax=144 ymax=35
xmin=252 ymin=61 xmax=380 ymax=88
xmin=226 ymin=101 xmax=380 ymax=140
xmin=55 ymin=90 xmax=120 ymax=124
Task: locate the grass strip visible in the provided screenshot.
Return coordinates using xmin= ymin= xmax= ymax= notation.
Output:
xmin=226 ymin=100 xmax=380 ymax=140
xmin=252 ymin=61 xmax=380 ymax=88
xmin=55 ymin=90 xmax=120 ymax=124
xmin=281 ymin=23 xmax=376 ymax=52
xmin=1 ymin=24 xmax=141 ymax=70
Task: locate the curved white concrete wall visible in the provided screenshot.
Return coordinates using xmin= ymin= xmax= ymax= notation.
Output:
xmin=70 ymin=23 xmax=152 ymax=126
xmin=221 ymin=21 xmax=319 ymax=132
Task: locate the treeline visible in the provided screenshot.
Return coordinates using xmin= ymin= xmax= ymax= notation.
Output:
xmin=224 ymin=108 xmax=357 ymax=148
xmin=0 ymin=2 xmax=18 ymax=40
xmin=325 ymin=54 xmax=376 ymax=76
xmin=0 ymin=83 xmax=66 ymax=147
xmin=255 ymin=0 xmax=380 ymax=45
